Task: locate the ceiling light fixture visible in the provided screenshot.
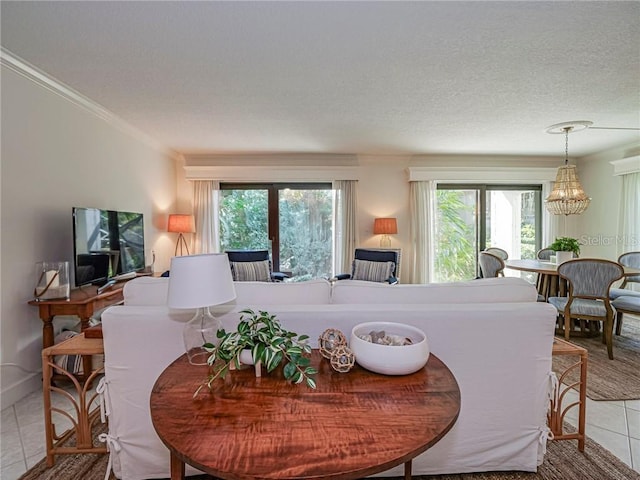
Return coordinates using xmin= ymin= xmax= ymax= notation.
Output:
xmin=544 ymin=122 xmax=591 ymax=216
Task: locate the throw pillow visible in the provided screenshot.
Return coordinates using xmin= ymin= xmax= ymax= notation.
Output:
xmin=352 ymin=259 xmax=395 ymax=283
xmin=230 ymin=260 xmax=272 ymax=282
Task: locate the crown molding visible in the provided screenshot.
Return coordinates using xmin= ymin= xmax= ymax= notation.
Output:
xmin=407 ymin=166 xmax=558 ymax=183
xmin=1 ymin=47 xmax=179 ymax=159
xmin=184 ymin=165 xmax=360 ymax=182
xmin=610 ymin=156 xmax=640 ymax=176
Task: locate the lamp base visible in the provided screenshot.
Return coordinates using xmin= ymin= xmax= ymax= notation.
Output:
xmin=183 ymin=307 xmax=222 ymax=365
xmin=174 ymin=233 xmax=191 ymax=256
xmin=379 ymin=235 xmax=391 ymax=248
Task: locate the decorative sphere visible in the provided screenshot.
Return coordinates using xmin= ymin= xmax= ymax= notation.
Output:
xmin=318 ymin=328 xmax=347 ymax=359
xmin=330 ymin=345 xmax=355 ymax=373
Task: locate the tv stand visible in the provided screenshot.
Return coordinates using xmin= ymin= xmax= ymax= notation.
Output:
xmin=29 ymin=278 xmax=132 ymax=380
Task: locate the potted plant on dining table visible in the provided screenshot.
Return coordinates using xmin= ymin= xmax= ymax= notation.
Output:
xmin=550 ymin=237 xmax=581 ymax=264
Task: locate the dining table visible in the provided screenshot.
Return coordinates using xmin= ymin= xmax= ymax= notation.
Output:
xmin=505 ymin=258 xmax=640 ymax=301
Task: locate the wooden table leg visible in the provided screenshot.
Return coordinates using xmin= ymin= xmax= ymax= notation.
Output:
xmin=578 ymin=350 xmax=587 ymax=452
xmin=404 ymin=459 xmax=412 ymax=480
xmin=79 ymin=316 xmax=93 ymax=378
xmin=42 ymin=314 xmax=55 ymax=350
xmin=170 ymin=451 xmax=185 ymax=480
xmin=42 ymin=354 xmax=55 ymax=467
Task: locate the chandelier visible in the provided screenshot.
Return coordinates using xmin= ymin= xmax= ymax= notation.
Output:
xmin=544 ymin=122 xmax=591 ymax=216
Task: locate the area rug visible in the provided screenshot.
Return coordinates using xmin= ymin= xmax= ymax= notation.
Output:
xmin=552 ymin=314 xmax=640 ymax=401
xmin=19 ymin=424 xmax=639 ymax=480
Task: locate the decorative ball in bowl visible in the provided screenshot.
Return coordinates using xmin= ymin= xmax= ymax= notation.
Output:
xmin=350 ymin=322 xmax=430 ymax=375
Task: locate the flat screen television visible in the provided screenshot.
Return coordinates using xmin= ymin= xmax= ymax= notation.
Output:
xmin=72 ymin=207 xmax=145 ymax=286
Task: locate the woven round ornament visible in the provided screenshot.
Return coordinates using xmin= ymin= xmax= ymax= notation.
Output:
xmin=330 ymin=345 xmax=355 ymax=373
xmin=318 ymin=328 xmax=347 ymax=359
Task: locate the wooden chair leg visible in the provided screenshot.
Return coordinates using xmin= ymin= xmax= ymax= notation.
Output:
xmin=605 ymin=318 xmax=614 ymax=360
xmin=615 ymin=311 xmax=624 ymax=336
xmin=564 ymin=310 xmax=571 ymax=340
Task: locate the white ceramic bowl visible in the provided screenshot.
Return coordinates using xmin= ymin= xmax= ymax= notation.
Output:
xmin=350 ymin=322 xmax=430 ymax=375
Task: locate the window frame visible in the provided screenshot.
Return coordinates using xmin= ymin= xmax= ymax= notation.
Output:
xmin=220 ymin=182 xmax=332 ymax=273
xmin=436 ymin=183 xmax=542 ymax=278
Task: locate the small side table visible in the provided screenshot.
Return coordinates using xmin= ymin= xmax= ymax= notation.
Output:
xmin=549 ymin=337 xmax=587 ymax=451
xmin=29 ymin=280 xmax=128 ymax=380
xmin=42 ymin=333 xmax=106 ymax=466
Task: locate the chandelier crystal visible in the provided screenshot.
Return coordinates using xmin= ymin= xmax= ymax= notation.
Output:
xmin=544 ymin=125 xmax=591 ymax=216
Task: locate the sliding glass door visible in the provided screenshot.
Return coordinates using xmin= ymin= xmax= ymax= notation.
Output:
xmin=219 ymin=183 xmax=333 ymax=280
xmin=434 ymin=184 xmax=542 ymax=282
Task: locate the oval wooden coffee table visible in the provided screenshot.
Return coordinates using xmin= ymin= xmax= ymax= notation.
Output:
xmin=151 ymin=350 xmax=460 ymax=480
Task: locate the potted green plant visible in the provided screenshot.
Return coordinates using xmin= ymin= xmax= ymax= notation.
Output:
xmin=194 ymin=309 xmax=317 ymax=396
xmin=550 ymin=237 xmax=581 ymax=263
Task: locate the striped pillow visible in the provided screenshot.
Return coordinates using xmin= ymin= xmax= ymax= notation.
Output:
xmin=352 ymin=259 xmax=395 ymax=283
xmin=230 ymin=260 xmax=272 ymax=282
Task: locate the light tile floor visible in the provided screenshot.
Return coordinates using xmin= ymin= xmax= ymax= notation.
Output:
xmin=1 ymin=381 xmax=101 ymax=480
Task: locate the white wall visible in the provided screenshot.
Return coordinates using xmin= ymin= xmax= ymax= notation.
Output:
xmin=0 ymin=65 xmax=178 ymax=407
xmin=577 ymin=142 xmax=640 ymax=259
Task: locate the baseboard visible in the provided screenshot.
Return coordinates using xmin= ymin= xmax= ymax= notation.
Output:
xmin=1 ymin=372 xmax=41 ymax=409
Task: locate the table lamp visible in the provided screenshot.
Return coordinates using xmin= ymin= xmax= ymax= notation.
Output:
xmin=167 ymin=253 xmax=236 ymax=365
xmin=373 ymin=218 xmax=397 ymax=247
xmin=167 ymin=214 xmax=195 ymax=256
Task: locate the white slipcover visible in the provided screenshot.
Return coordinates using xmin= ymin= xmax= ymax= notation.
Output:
xmin=100 ymin=277 xmax=556 ymax=479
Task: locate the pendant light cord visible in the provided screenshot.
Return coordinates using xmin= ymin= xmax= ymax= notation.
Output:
xmin=564 ymin=126 xmax=571 ymax=166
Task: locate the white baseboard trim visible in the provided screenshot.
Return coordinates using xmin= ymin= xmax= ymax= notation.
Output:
xmin=1 ymin=373 xmax=42 ymax=409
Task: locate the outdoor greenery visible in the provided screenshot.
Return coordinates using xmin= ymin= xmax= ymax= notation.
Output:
xmin=195 ymin=309 xmax=317 ymax=397
xmin=219 ymin=190 xmax=269 ymax=251
xmin=435 ymin=190 xmax=477 ymax=282
xmin=550 ymin=236 xmax=581 ymax=255
xmin=219 ymin=188 xmax=332 ymax=280
xmin=219 ymin=186 xmax=540 ymax=283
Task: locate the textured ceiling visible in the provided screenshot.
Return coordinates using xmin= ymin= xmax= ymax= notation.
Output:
xmin=1 ymin=1 xmax=639 ymax=157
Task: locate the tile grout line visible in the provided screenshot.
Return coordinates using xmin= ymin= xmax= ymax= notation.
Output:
xmin=12 ymin=404 xmax=28 ymax=472
xmin=626 ymin=403 xmax=636 ymax=470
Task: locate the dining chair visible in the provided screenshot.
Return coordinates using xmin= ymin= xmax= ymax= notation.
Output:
xmin=611 ymin=295 xmax=640 ymax=336
xmin=548 ymin=259 xmax=624 ymax=360
xmin=536 ymin=248 xmax=555 ymax=261
xmin=478 ymin=251 xmax=505 ymax=278
xmin=608 ymin=251 xmax=640 ymax=334
xmin=484 ymin=247 xmax=508 ymax=260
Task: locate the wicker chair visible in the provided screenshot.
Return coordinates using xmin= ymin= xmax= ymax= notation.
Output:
xmin=548 ymin=259 xmax=623 ymax=360
xmin=478 ymin=251 xmax=505 ymax=278
xmin=484 ymin=247 xmax=508 ymax=260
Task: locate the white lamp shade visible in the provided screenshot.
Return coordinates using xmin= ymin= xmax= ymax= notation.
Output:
xmin=167 ymin=253 xmax=236 ymax=309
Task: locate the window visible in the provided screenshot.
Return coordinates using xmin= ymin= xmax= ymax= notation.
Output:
xmin=434 ymin=184 xmax=542 ymax=282
xmin=219 ymin=183 xmax=333 ymax=281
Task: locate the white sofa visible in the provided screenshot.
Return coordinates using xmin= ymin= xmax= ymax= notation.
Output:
xmin=100 ymin=276 xmax=557 ymax=480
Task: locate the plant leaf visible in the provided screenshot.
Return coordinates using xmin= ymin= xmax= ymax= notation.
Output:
xmin=283 ymin=362 xmax=297 ymax=379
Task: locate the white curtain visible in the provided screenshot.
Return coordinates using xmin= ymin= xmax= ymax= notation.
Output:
xmin=619 ymin=172 xmax=640 ymax=255
xmin=408 ymin=181 xmax=435 ymax=284
xmin=333 ymin=180 xmax=359 ymax=275
xmin=192 ymin=180 xmax=220 ymax=254
xmin=541 ymin=181 xmax=563 ymax=248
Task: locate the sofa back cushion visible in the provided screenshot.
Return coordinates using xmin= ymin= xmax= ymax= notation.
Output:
xmin=229 ymin=278 xmax=331 ymax=305
xmin=331 ymin=277 xmax=537 ymax=304
xmin=123 ymin=277 xmax=169 ymax=306
xmin=123 ymin=276 xmax=332 ymax=307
